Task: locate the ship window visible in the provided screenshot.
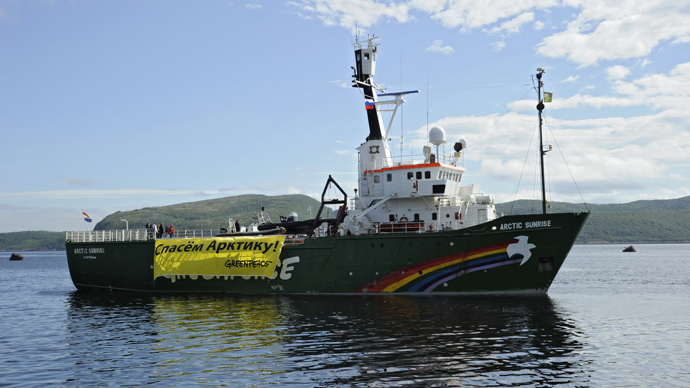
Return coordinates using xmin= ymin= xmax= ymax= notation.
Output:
xmin=389 ymin=214 xmax=395 ymax=222
xmin=425 ymin=171 xmax=431 ymax=179
xmin=407 ymin=172 xmax=413 ymax=180
xmin=387 ymin=173 xmax=392 ymax=182
xmin=414 ymin=213 xmax=420 ymax=221
xmin=365 ymin=53 xmax=370 ymax=60
xmin=416 ymin=171 xmax=422 ymax=179
xmin=433 ymin=184 xmax=446 ymax=194
xmin=374 ymin=175 xmax=380 ymax=183
xmin=432 ymin=213 xmax=437 ymax=220
xmin=437 ymin=171 xmax=441 ymax=179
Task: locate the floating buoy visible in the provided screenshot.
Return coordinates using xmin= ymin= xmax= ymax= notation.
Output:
xmin=622 ymin=245 xmax=636 ymax=252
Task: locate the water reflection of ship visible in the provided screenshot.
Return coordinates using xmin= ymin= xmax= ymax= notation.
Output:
xmin=65 ymin=292 xmax=293 ymax=382
xmin=65 ymin=293 xmax=590 ymax=386
xmin=280 ymin=295 xmax=591 ymax=386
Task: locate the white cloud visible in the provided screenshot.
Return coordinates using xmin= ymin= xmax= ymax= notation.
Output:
xmin=291 ymin=0 xmax=690 ymax=67
xmin=561 ymin=75 xmax=580 ymax=83
xmin=430 ymin=0 xmax=556 ymax=30
xmin=335 ymin=150 xmax=352 ymax=156
xmin=487 ymin=12 xmax=534 ymax=35
xmin=289 ymin=0 xmax=412 ymax=28
xmin=491 ymin=41 xmax=506 ymax=51
xmin=509 ymin=61 xmax=690 ymax=112
xmin=606 ymin=65 xmax=631 ymax=80
xmin=245 ymin=4 xmax=262 ymax=10
xmin=537 ymin=2 xmax=690 ymax=66
xmin=407 ymin=60 xmax=690 ymax=204
xmin=426 ymin=40 xmax=453 ymax=55
xmin=330 ymin=80 xmax=350 ymax=88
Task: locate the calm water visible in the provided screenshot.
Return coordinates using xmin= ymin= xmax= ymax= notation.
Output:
xmin=1 ymin=244 xmax=688 ymax=387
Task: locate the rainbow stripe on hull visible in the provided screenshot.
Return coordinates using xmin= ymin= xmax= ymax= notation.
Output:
xmin=358 ymin=239 xmax=527 ymax=293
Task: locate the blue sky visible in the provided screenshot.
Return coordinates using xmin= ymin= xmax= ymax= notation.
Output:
xmin=1 ymin=0 xmax=689 ymax=232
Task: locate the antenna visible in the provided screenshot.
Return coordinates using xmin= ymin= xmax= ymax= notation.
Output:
xmin=400 ymin=54 xmax=403 ymax=158
xmin=536 ymin=67 xmax=548 ymax=214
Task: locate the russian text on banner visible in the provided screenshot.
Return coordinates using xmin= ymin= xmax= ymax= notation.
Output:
xmin=154 ymin=236 xmax=286 ymax=279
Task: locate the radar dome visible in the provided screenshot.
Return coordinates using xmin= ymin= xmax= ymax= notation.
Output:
xmin=429 ymin=126 xmax=446 ymax=146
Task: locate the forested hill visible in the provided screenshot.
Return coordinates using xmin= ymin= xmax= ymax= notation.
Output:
xmin=1 ymin=195 xmax=689 ymax=252
xmin=94 ymin=194 xmax=322 ymax=231
xmin=495 ymin=196 xmax=690 ymax=243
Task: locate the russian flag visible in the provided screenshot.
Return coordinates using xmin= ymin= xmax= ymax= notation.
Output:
xmin=365 ymin=100 xmax=375 ymax=110
xmin=83 ymin=211 xmax=93 ymax=223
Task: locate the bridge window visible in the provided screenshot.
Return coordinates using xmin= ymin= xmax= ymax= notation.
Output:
xmin=425 ymin=171 xmax=431 ymax=179
xmin=416 ymin=171 xmax=422 ymax=179
xmin=374 ymin=175 xmax=380 ymax=183
xmin=407 ymin=172 xmax=414 ymax=180
xmin=387 ymin=173 xmax=392 ymax=182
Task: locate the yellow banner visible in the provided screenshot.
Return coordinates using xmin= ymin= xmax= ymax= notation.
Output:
xmin=154 ymin=236 xmax=286 ymax=279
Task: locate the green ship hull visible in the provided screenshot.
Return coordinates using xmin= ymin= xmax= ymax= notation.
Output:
xmin=66 ymin=212 xmax=588 ymax=294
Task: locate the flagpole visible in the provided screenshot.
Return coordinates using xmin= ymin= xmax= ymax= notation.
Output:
xmin=82 ymin=209 xmax=89 ymax=232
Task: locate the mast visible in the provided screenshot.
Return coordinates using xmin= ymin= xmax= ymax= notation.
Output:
xmin=352 ymin=36 xmax=385 ymax=141
xmin=536 ymin=68 xmax=547 ymax=214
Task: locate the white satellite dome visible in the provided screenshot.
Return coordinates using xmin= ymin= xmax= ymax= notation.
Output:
xmin=429 ymin=126 xmax=446 ymax=146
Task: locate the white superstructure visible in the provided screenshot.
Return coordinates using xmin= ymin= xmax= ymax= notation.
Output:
xmin=342 ymin=36 xmax=497 ymax=235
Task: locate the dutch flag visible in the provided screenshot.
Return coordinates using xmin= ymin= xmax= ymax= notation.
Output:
xmin=83 ymin=211 xmax=93 ymax=223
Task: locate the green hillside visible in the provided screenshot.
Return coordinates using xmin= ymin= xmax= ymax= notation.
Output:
xmin=0 ymin=231 xmax=66 ymax=252
xmin=94 ymin=194 xmax=322 ymax=231
xmin=2 ymin=195 xmax=690 ymax=251
xmin=496 ymin=197 xmax=690 ymax=243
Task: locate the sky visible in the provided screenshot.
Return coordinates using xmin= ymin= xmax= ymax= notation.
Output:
xmin=1 ymin=0 xmax=689 ymax=233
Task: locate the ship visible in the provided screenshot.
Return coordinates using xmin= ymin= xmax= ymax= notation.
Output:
xmin=65 ymin=36 xmax=589 ymax=294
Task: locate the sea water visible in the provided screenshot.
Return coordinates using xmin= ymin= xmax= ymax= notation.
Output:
xmin=0 ymin=244 xmax=688 ymax=387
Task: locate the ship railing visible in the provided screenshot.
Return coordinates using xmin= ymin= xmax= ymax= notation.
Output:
xmin=66 ymin=229 xmax=153 ymax=243
xmin=66 ymin=229 xmax=218 ymax=242
xmin=385 ymin=151 xmax=464 ymax=168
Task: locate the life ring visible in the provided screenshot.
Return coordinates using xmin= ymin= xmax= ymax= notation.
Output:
xmin=400 ymin=216 xmax=409 ymax=222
